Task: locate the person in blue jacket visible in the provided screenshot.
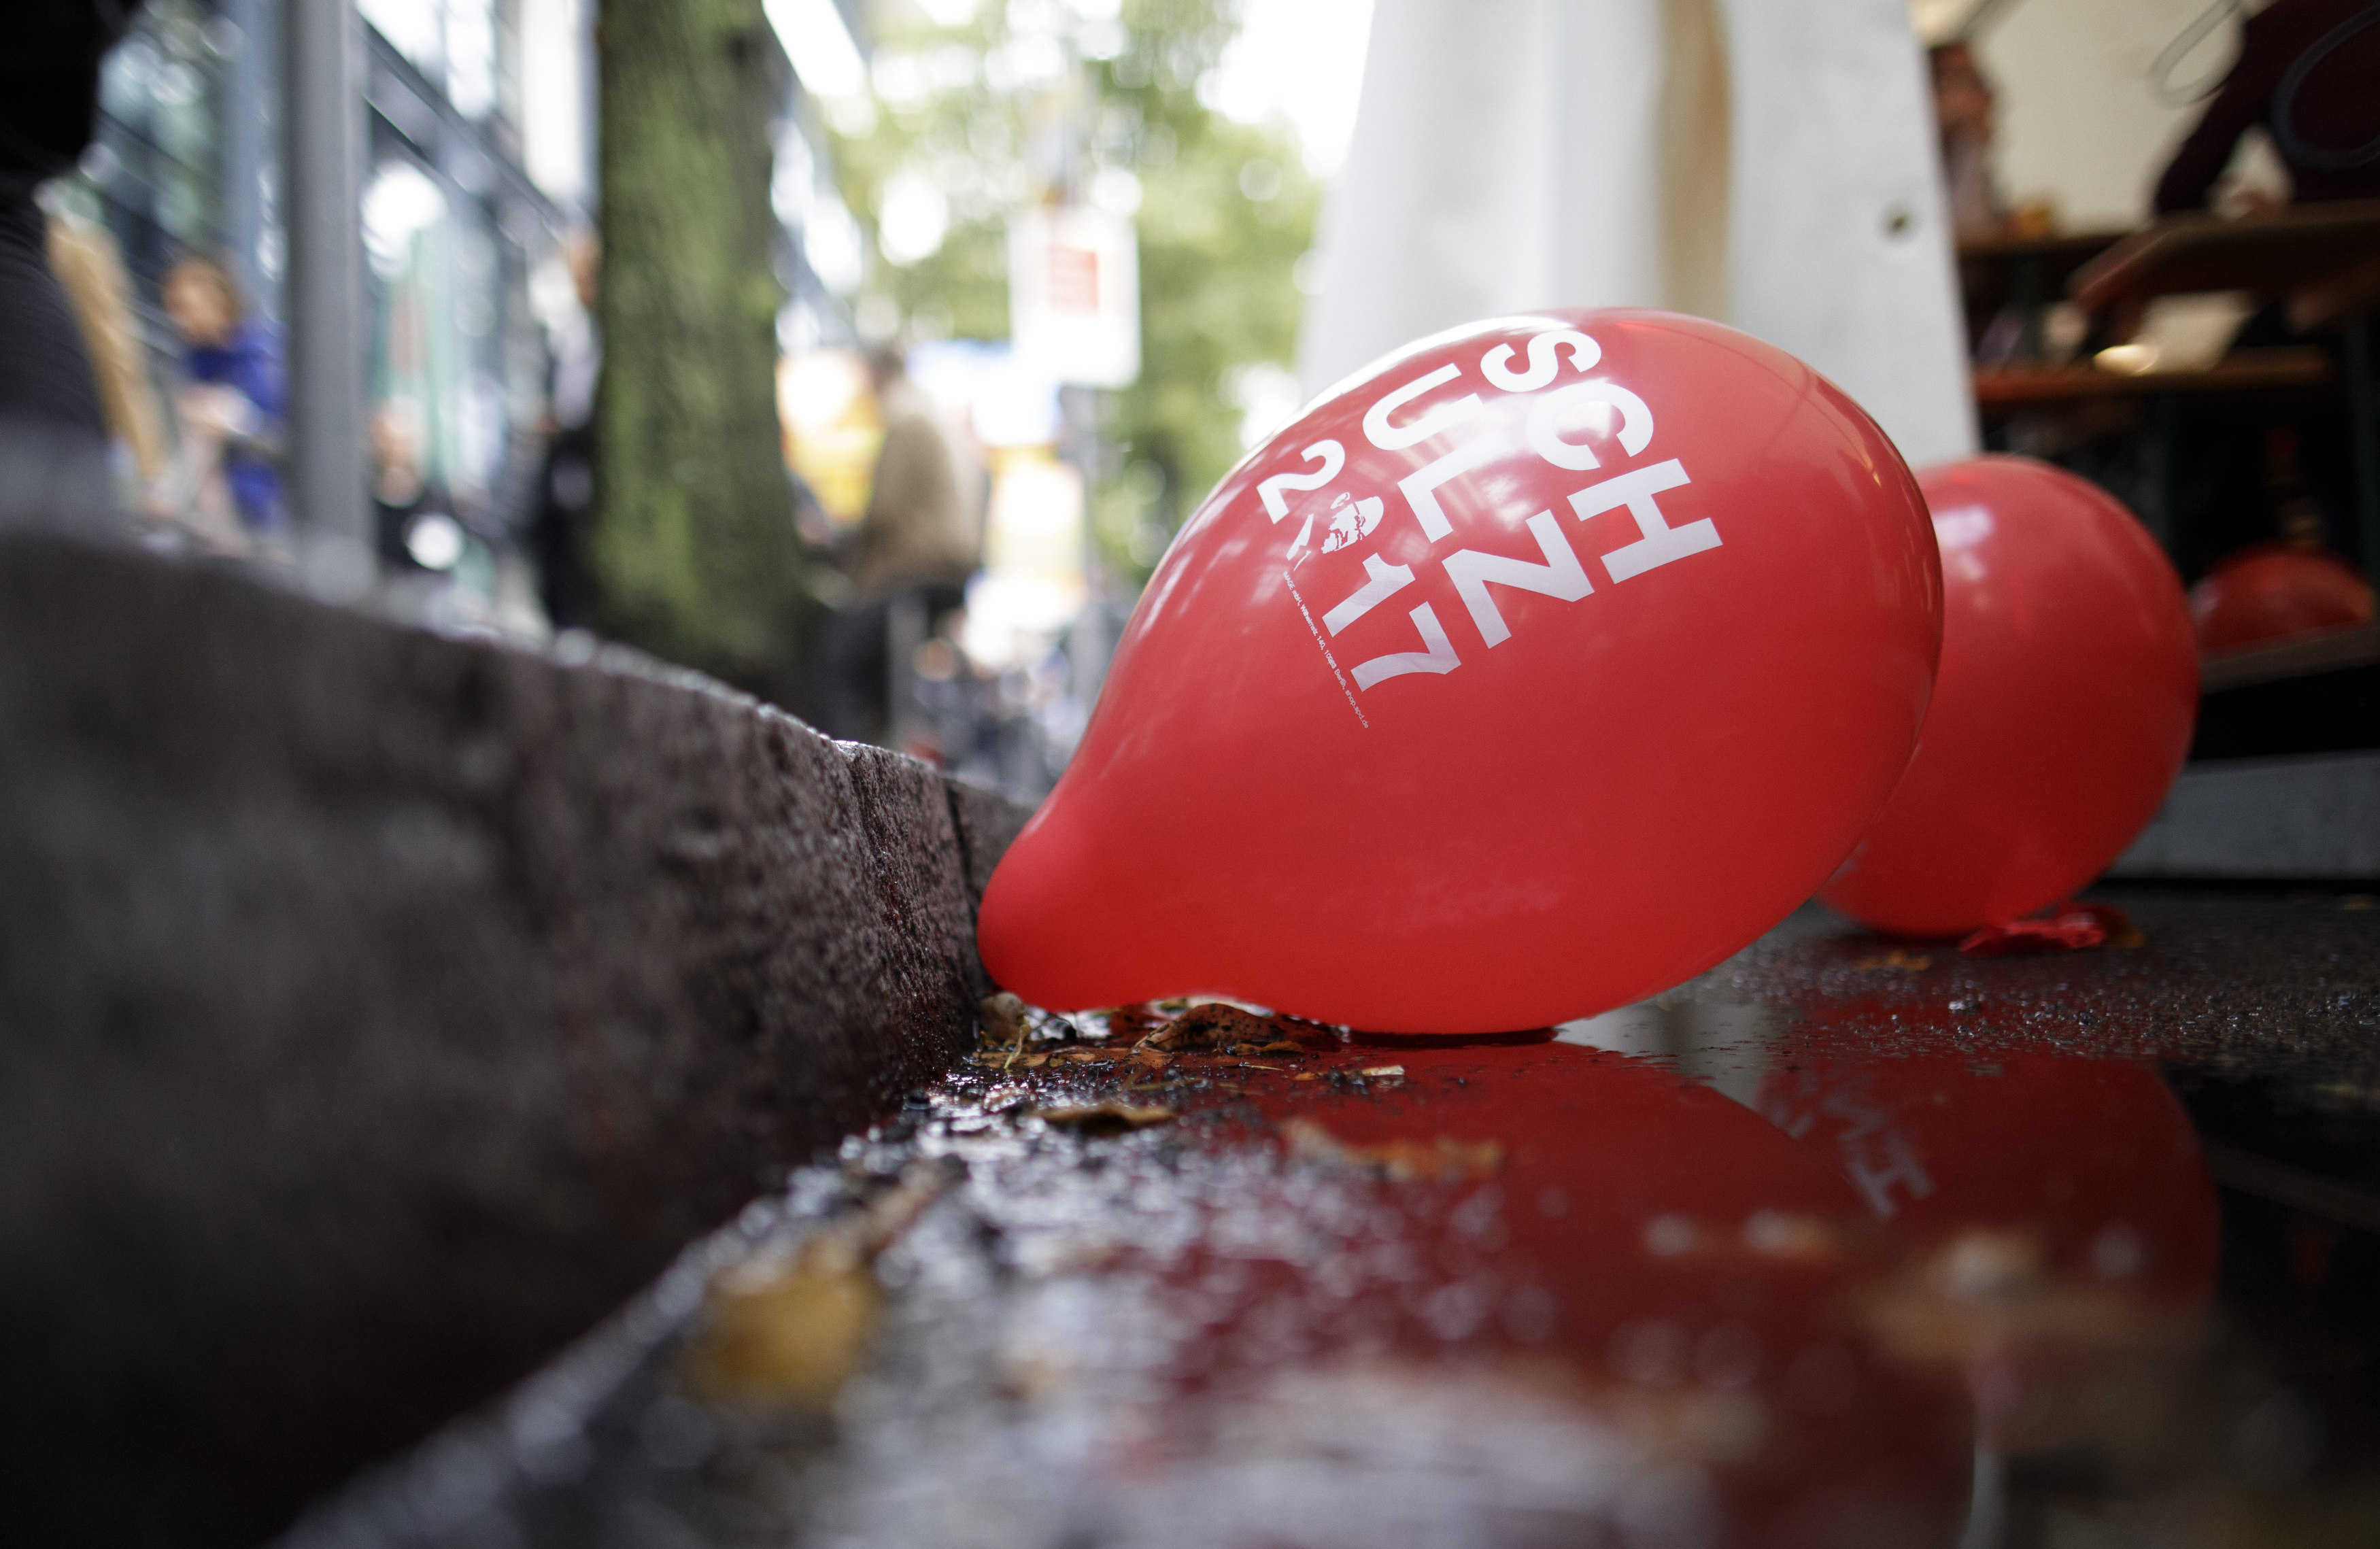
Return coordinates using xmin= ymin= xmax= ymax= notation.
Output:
xmin=163 ymin=253 xmax=286 ymax=533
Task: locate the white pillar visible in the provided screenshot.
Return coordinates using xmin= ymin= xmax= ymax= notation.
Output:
xmin=1303 ymin=0 xmax=1715 ymax=397
xmin=1300 ymin=0 xmax=1977 ymax=471
xmin=1718 ymin=0 xmax=1977 ymax=467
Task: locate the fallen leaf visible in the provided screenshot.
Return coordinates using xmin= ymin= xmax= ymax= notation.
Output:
xmin=1140 ymin=1003 xmax=1280 ymax=1054
xmin=1131 ymin=1002 xmax=1343 ymax=1059
xmin=683 ymin=1165 xmax=945 ymax=1408
xmin=1046 ymin=1046 xmax=1129 ymax=1064
xmin=1100 ymin=1003 xmax=1170 ymax=1039
xmin=685 ymin=1262 xmax=874 ymax=1409
xmin=1036 ymin=1101 xmax=1177 ymax=1136
xmin=1282 ymin=1117 xmax=1502 ymax=1182
xmin=980 ymin=991 xmax=1028 ymax=1042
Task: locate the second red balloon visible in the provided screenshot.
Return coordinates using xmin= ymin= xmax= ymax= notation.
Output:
xmin=1821 ymin=456 xmax=2197 ymax=938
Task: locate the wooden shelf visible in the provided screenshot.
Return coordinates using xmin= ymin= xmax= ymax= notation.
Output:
xmin=1974 ymin=347 xmax=2334 ymax=412
xmin=2072 ymin=201 xmax=2380 ymax=311
xmin=2202 ymin=621 xmax=2380 ymax=694
xmin=1960 ymin=230 xmax=2136 ymax=265
xmin=1956 ymin=230 xmax=2128 ymax=313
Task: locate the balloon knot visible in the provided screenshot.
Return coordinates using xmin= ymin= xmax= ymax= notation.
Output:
xmin=1956 ymin=902 xmax=2141 ymax=956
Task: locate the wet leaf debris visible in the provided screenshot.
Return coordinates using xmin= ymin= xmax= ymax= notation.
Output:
xmin=966 ymin=993 xmax=1344 ymax=1076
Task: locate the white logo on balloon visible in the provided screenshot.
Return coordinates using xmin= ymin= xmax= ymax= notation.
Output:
xmin=1257 ymin=326 xmax=1725 ymax=704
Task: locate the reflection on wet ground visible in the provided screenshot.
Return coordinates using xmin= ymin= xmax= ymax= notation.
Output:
xmin=290 ymin=887 xmax=2380 ymax=1549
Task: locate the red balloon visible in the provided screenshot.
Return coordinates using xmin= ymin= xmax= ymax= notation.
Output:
xmin=2189 ymin=542 xmax=2374 ymax=653
xmin=981 ymin=310 xmax=1942 ymax=1032
xmin=1820 ymin=456 xmax=2196 ymax=938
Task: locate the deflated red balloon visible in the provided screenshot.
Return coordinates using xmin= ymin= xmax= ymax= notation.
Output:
xmin=981 ymin=310 xmax=1941 ymax=1032
xmin=1819 ymin=456 xmax=2196 ymax=939
xmin=2189 ymin=542 xmax=2373 ymax=653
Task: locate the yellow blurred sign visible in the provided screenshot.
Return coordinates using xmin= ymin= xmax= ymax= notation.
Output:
xmin=964 ymin=445 xmax=1087 ymax=667
xmin=778 ymin=349 xmax=881 ymax=527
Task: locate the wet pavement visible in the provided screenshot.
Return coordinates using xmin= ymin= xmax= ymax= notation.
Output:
xmin=290 ymin=885 xmax=2380 ymax=1549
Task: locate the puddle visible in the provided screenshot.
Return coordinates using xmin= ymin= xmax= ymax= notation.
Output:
xmin=287 ymin=886 xmax=2380 ymax=1548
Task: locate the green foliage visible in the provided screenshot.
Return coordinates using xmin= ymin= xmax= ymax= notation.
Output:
xmin=830 ymin=0 xmax=1317 ymax=579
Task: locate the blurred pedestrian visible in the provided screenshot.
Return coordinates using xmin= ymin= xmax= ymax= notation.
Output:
xmin=2156 ymin=0 xmax=2380 ymax=214
xmin=44 ymin=203 xmax=169 ymax=503
xmin=0 ymin=0 xmax=143 ymax=532
xmin=371 ymin=399 xmax=466 ymax=574
xmin=811 ymin=346 xmax=984 ymax=744
xmin=161 ymin=254 xmax=287 ymax=541
xmin=2150 ymin=0 xmax=2380 ymax=572
xmin=528 ymin=229 xmax=601 ymax=630
xmin=1930 ymin=40 xmax=2008 ymax=243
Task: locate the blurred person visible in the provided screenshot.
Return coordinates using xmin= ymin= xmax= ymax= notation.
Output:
xmin=2149 ymin=0 xmax=2380 ymax=573
xmin=2156 ymin=0 xmax=2380 ymax=214
xmin=1931 ymin=40 xmax=2009 ymax=242
xmin=528 ymin=230 xmax=600 ymax=630
xmin=44 ymin=203 xmax=170 ymax=500
xmin=811 ymin=345 xmax=984 ymax=745
xmin=0 ymin=0 xmax=143 ymax=531
xmin=370 ymin=399 xmax=467 ymax=575
xmin=162 ymin=253 xmax=287 ymax=537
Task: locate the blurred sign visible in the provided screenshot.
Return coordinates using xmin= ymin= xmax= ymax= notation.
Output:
xmin=908 ymin=339 xmax=1062 ymax=449
xmin=966 ymin=447 xmax=1087 ymax=668
xmin=777 ymin=349 xmax=881 ymax=526
xmin=1008 ymin=206 xmax=1140 ymax=389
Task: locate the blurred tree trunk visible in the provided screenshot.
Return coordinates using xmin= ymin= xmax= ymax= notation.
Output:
xmin=594 ymin=0 xmax=806 ymax=700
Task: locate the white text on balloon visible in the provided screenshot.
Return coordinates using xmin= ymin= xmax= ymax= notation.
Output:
xmin=1362 ymin=363 xmax=1485 ymax=451
xmin=1258 ymin=439 xmax=1344 ymax=522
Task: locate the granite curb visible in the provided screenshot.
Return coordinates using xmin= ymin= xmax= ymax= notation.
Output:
xmin=0 ymin=534 xmax=1033 ymax=1546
